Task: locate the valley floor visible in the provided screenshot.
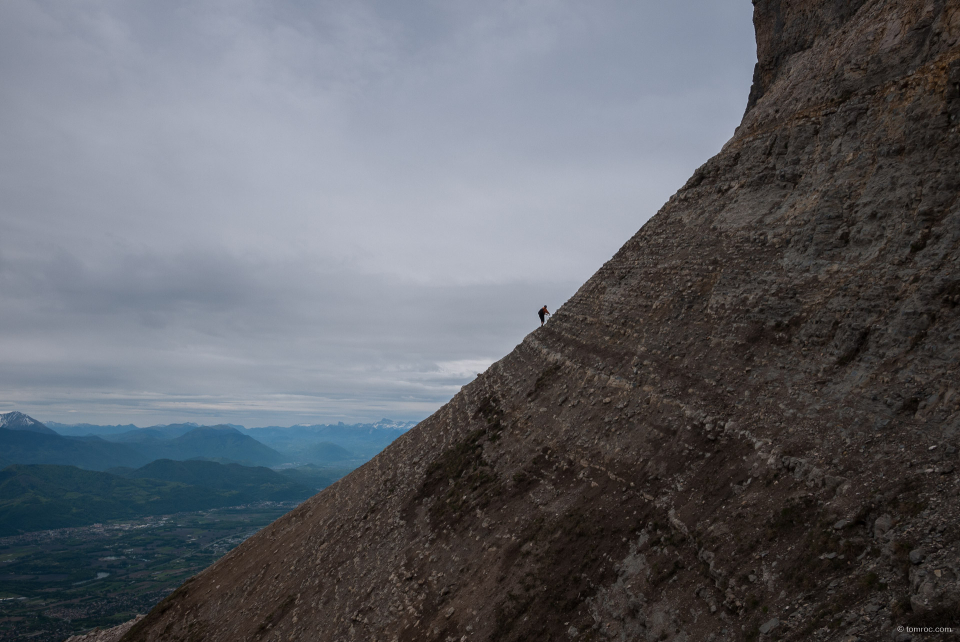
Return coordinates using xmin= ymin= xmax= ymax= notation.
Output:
xmin=0 ymin=502 xmax=299 ymax=642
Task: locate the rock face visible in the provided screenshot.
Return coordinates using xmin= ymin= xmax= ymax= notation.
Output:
xmin=120 ymin=1 xmax=960 ymax=640
xmin=66 ymin=616 xmax=145 ymax=642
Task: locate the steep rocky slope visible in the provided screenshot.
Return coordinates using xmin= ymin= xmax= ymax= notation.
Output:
xmin=113 ymin=1 xmax=960 ymax=640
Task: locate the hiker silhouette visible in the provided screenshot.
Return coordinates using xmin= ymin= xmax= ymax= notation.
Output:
xmin=538 ymin=305 xmax=550 ymax=326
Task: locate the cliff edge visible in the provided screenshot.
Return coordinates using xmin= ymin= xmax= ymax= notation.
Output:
xmin=117 ymin=1 xmax=960 ymax=640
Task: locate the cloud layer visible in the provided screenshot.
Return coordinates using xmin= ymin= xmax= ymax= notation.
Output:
xmin=0 ymin=0 xmax=756 ymax=426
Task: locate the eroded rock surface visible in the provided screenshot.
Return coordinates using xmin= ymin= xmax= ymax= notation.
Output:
xmin=115 ymin=1 xmax=960 ymax=641
xmin=66 ymin=616 xmax=144 ymax=642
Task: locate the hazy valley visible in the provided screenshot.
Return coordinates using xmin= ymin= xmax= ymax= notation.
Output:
xmin=0 ymin=411 xmax=413 ymax=640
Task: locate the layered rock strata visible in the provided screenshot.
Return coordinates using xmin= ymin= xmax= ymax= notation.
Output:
xmin=118 ymin=1 xmax=960 ymax=640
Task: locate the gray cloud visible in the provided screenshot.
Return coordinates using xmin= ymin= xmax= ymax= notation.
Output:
xmin=0 ymin=0 xmax=755 ymax=425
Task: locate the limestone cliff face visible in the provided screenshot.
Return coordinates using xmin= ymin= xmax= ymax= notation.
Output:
xmin=747 ymin=0 xmax=875 ymax=110
xmin=119 ymin=2 xmax=960 ymax=641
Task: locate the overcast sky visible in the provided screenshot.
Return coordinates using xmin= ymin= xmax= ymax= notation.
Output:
xmin=0 ymin=0 xmax=756 ymax=428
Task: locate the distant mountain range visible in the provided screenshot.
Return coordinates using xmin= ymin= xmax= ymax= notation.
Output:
xmin=0 ymin=423 xmax=285 ymax=470
xmin=100 ymin=423 xmax=210 ymax=441
xmin=0 ymin=412 xmax=417 ymax=534
xmin=301 ymin=441 xmax=354 ymax=463
xmin=0 ymin=460 xmax=314 ymax=536
xmin=0 ymin=411 xmax=57 ymax=435
xmin=43 ymin=416 xmax=416 ymax=466
xmin=104 ymin=425 xmax=288 ymax=466
xmin=45 ymin=420 xmax=248 ymax=437
xmin=244 ymin=420 xmax=416 ymax=462
xmin=0 ymin=427 xmax=151 ymax=471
